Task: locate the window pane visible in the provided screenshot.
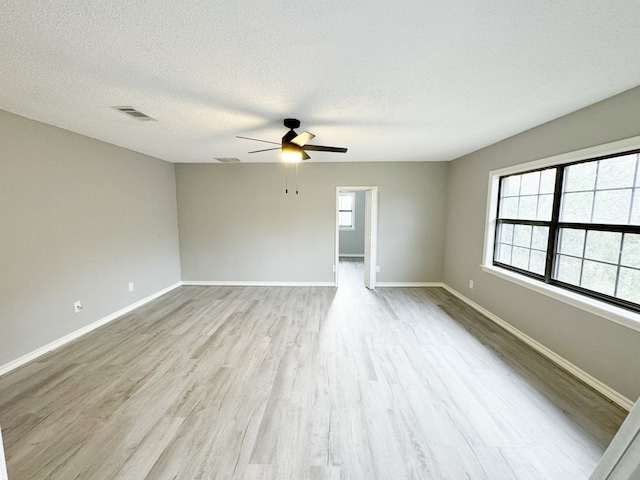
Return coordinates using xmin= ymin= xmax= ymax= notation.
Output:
xmin=502 ymin=175 xmax=521 ymax=196
xmin=564 ymin=162 xmax=596 ymax=192
xmin=512 ymin=247 xmax=530 ymax=269
xmin=539 ymin=169 xmax=557 ymax=194
xmin=339 ymin=195 xmax=353 ymax=210
xmin=496 ymin=244 xmax=512 ymax=264
xmin=555 ymin=255 xmax=582 ymax=285
xmin=618 ymin=267 xmax=640 ymax=304
xmin=520 ymin=171 xmax=540 ymax=195
xmin=339 ymin=212 xmax=352 ymax=227
xmin=531 ymin=226 xmax=549 ymax=251
xmin=596 ymin=155 xmax=636 ymax=190
xmin=592 ymin=189 xmax=631 ymax=224
xmin=537 ymin=194 xmax=554 ymax=221
xmin=557 ymin=228 xmax=585 ymax=257
xmin=581 ymin=260 xmax=617 ymax=296
xmin=517 ymin=196 xmax=537 ymax=220
xmin=560 ymin=192 xmax=593 ymax=222
xmin=513 ymin=224 xmax=532 ymax=248
xmin=500 ymin=197 xmax=518 ymax=219
xmin=499 ymin=223 xmax=514 ymax=244
xmin=529 ymin=250 xmax=546 ymax=275
xmin=584 ymin=230 xmax=621 ymax=264
xmin=621 ymin=234 xmax=640 ymax=269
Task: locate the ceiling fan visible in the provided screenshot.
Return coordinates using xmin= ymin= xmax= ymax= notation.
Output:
xmin=237 ymin=118 xmax=348 ymax=162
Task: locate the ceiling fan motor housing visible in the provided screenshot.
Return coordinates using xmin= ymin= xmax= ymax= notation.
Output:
xmin=237 ymin=118 xmax=346 ymax=160
xmin=284 ymin=118 xmax=301 ymax=129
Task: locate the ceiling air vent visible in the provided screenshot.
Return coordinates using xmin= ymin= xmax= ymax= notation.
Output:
xmin=215 ymin=158 xmax=241 ymax=163
xmin=111 ymin=106 xmax=157 ymax=121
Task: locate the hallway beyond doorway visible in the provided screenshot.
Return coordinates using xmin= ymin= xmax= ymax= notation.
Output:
xmin=339 ymin=257 xmax=365 ymax=287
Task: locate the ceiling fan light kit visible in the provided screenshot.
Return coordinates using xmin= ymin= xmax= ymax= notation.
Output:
xmin=281 ymin=142 xmax=303 ymax=163
xmin=237 ymin=118 xmax=347 ymax=163
xmin=237 ymin=118 xmax=348 ymax=194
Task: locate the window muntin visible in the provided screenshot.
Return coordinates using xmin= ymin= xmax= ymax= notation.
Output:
xmin=560 ymin=155 xmax=640 ymax=226
xmin=554 ymin=229 xmax=640 ymax=304
xmin=495 ymin=223 xmax=549 ymax=276
xmin=498 ymin=169 xmax=556 ymax=221
xmin=495 ymin=168 xmax=556 ymax=278
xmin=494 ymin=150 xmax=640 ymax=312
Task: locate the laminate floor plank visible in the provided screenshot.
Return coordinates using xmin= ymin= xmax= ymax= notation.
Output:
xmin=111 ymin=416 xmax=186 ymax=480
xmin=0 ymin=258 xmax=628 ymax=479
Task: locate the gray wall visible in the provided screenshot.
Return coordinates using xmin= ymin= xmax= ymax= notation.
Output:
xmin=0 ymin=110 xmax=181 ymax=366
xmin=339 ymin=190 xmax=365 ymax=256
xmin=176 ymin=162 xmax=448 ymax=283
xmin=444 ymin=86 xmax=640 ymax=401
xmin=4 ymin=85 xmax=639 ymax=403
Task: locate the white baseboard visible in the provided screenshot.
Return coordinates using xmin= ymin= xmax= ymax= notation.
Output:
xmin=440 ymin=284 xmax=634 ymax=412
xmin=339 ymin=254 xmax=365 ymax=258
xmin=182 ymin=281 xmax=335 ymax=287
xmin=376 ymin=282 xmax=445 ymax=288
xmin=0 ymin=282 xmax=182 ymax=377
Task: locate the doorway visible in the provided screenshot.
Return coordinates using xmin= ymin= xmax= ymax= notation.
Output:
xmin=334 ymin=186 xmax=378 ymax=288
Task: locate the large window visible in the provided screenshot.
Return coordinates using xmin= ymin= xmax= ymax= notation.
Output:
xmin=494 ymin=149 xmax=640 ymax=312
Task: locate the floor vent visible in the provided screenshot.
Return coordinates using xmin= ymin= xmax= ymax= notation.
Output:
xmin=215 ymin=158 xmax=241 ymax=163
xmin=111 ymin=106 xmax=157 ymax=121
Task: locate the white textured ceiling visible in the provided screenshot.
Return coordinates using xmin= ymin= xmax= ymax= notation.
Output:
xmin=1 ymin=1 xmax=640 ymax=163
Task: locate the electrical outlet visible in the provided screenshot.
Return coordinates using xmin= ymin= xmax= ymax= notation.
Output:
xmin=469 ymin=280 xmax=474 ymax=289
xmin=332 ymin=265 xmax=336 ymax=272
xmin=128 ymin=282 xmax=134 ymax=292
xmin=376 ymin=266 xmax=380 ymax=272
xmin=74 ymin=301 xmax=83 ymax=313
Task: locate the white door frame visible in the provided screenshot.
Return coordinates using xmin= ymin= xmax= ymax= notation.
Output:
xmin=335 ymin=186 xmax=379 ymax=288
xmin=0 ymin=425 xmax=7 ymax=480
xmin=590 ymin=396 xmax=640 ymax=479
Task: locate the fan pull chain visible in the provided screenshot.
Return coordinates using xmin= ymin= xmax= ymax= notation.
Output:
xmin=285 ymin=162 xmax=288 ymax=194
xmin=295 ymin=163 xmax=299 ymax=195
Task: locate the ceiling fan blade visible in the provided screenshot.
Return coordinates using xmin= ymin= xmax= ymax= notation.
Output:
xmin=302 ymin=145 xmax=348 ymax=153
xmin=236 ymin=136 xmax=281 ymax=146
xmin=302 ymin=151 xmax=311 ymax=160
xmin=291 ymin=131 xmax=315 ymax=147
xmin=248 ymin=147 xmax=281 ymax=154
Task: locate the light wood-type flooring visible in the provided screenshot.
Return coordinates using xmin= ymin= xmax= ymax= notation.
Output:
xmin=0 ymin=258 xmax=628 ymax=479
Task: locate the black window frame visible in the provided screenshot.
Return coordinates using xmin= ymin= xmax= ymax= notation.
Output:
xmin=493 ymin=148 xmax=640 ymax=313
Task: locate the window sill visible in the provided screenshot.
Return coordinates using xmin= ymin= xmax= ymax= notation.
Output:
xmin=481 ymin=264 xmax=640 ymax=333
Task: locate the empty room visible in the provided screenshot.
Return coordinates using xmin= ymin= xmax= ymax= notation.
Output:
xmin=1 ymin=1 xmax=640 ymax=479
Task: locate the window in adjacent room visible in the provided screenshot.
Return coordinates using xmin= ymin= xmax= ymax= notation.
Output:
xmin=490 ymin=146 xmax=640 ymax=314
xmin=338 ymin=192 xmax=356 ymax=230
